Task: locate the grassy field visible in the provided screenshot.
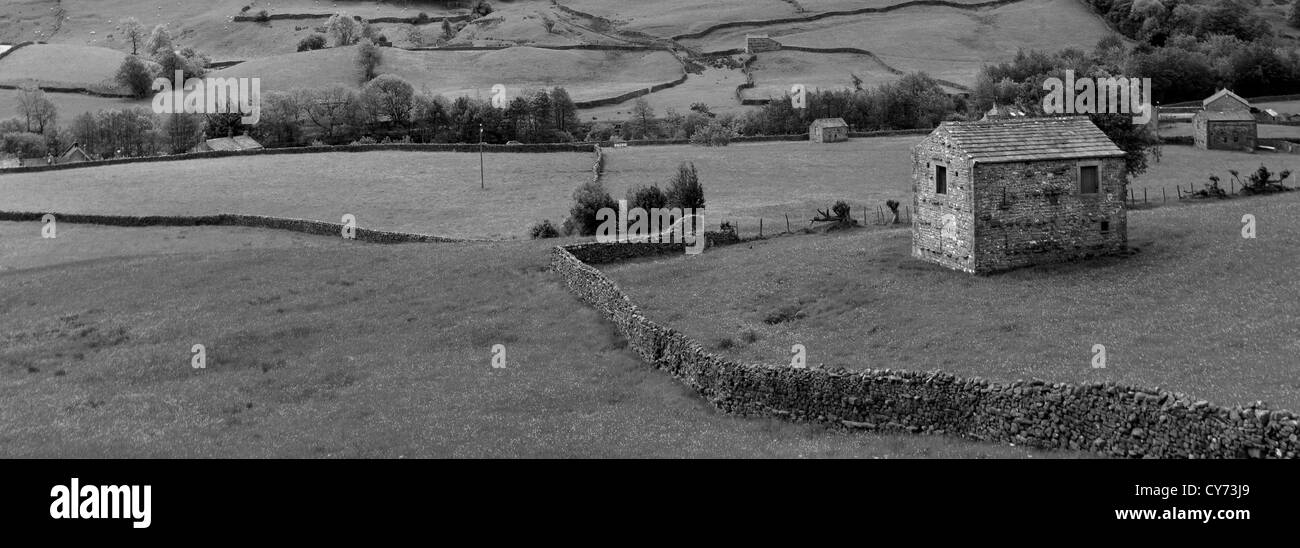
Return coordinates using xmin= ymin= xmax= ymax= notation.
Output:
xmin=600 ymin=137 xmax=918 ymax=232
xmin=0 ymin=150 xmax=593 ymax=240
xmin=1254 ymin=100 xmax=1300 ymax=114
xmin=0 ymin=0 xmax=468 ymax=55
xmin=580 ymin=66 xmax=749 ymax=120
xmin=743 ymin=50 xmax=900 ymax=100
xmin=0 ymin=43 xmax=128 ymax=91
xmin=681 ymin=0 xmax=1114 ymax=87
xmin=0 ymin=89 xmax=151 ymax=123
xmin=1158 ymin=122 xmax=1300 ymax=140
xmin=209 ymin=46 xmax=684 ymax=103
xmin=1130 ymin=144 xmax=1300 ymax=200
xmin=559 ymin=0 xmax=989 ymax=37
xmin=0 ymin=221 xmax=1064 ymax=458
xmin=602 ymin=192 xmax=1300 ymax=412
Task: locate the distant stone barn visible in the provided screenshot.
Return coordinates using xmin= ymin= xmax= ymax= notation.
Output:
xmin=911 ymin=117 xmax=1129 ymax=274
xmin=809 ymin=118 xmax=848 ymax=143
xmin=1193 ymin=110 xmax=1257 ymax=151
xmin=745 ymin=34 xmax=781 ymax=54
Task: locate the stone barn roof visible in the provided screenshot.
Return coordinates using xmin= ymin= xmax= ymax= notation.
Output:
xmin=1194 ymin=110 xmax=1255 ymax=122
xmin=810 ymin=118 xmax=847 ymax=129
xmin=1202 ymin=89 xmax=1250 ymax=109
xmin=200 ymin=135 xmax=264 ymax=152
xmin=934 ymin=116 xmax=1125 ymax=164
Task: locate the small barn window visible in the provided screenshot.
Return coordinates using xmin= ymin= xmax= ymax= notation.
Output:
xmin=935 ymin=165 xmax=947 ymax=195
xmin=1100 ymin=221 xmax=1110 ymax=233
xmin=1080 ymin=165 xmax=1099 ymax=194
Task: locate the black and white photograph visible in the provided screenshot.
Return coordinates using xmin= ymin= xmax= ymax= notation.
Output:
xmin=1 ymin=0 xmax=1297 ymax=533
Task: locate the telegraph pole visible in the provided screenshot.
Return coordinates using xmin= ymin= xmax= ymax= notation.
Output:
xmin=479 ymin=123 xmax=485 ymax=190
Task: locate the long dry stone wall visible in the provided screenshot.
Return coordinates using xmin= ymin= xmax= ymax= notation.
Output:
xmin=551 ymin=242 xmax=1298 ymax=458
xmin=0 ymin=211 xmax=469 ymax=243
xmin=0 ymin=142 xmax=595 ymax=175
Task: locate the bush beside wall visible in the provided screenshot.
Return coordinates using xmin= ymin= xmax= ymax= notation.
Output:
xmin=550 ymin=242 xmax=1298 ymax=458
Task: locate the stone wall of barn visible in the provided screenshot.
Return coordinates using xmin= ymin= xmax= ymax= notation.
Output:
xmin=1197 ymin=120 xmax=1258 ymax=151
xmin=550 ymin=241 xmax=1299 ymax=458
xmin=911 ymin=133 xmax=976 ymax=272
xmin=970 ymin=157 xmax=1128 ymax=272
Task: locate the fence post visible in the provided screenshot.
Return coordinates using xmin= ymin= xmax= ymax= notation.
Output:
xmin=1162 ymin=187 xmax=1166 ymax=203
xmin=785 ymin=214 xmax=790 ymax=233
xmin=759 ymin=218 xmax=763 ymax=238
xmin=1143 ymin=188 xmax=1147 ymax=204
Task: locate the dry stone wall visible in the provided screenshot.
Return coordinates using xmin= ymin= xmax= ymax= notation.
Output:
xmin=551 ymin=242 xmax=1298 ymax=458
xmin=0 ymin=211 xmax=469 ymax=243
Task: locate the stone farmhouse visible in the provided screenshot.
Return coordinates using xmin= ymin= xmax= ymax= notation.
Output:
xmin=912 ymin=117 xmax=1129 ymax=274
xmin=809 ymin=118 xmax=848 ymax=143
xmin=745 ymin=34 xmax=781 ymax=54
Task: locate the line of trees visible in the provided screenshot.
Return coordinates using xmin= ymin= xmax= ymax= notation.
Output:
xmin=250 ymin=78 xmax=583 ymax=147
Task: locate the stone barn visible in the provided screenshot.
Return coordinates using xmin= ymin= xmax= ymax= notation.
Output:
xmin=911 ymin=116 xmax=1129 ymax=274
xmin=745 ymin=34 xmax=781 ymax=54
xmin=1193 ymin=110 xmax=1257 ymax=151
xmin=809 ymin=118 xmax=848 ymax=143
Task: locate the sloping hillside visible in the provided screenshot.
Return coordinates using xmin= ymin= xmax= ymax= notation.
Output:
xmin=208 ymin=45 xmax=684 ymax=103
xmin=0 ymin=43 xmax=129 ymax=92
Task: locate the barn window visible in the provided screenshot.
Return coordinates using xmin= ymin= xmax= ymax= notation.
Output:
xmin=935 ymin=165 xmax=947 ymax=195
xmin=1100 ymin=221 xmax=1110 ymax=233
xmin=1079 ymin=165 xmax=1099 ymax=194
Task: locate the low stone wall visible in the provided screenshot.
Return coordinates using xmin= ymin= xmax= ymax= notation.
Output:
xmin=1260 ymin=138 xmax=1300 ymax=153
xmin=0 ymin=142 xmax=595 ymax=175
xmin=231 ymin=12 xmax=475 ymax=25
xmin=0 ymin=40 xmax=36 ymax=63
xmin=670 ymin=0 xmax=1025 ymax=41
xmin=0 ymin=211 xmax=470 ymax=243
xmin=572 ymin=73 xmax=689 ymax=109
xmin=550 ymin=242 xmax=1298 ymax=458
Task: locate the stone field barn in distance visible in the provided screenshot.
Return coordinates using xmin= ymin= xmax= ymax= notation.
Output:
xmin=810 ymin=118 xmax=849 ymax=143
xmin=1193 ymin=110 xmax=1258 ymax=151
xmin=912 ymin=117 xmax=1128 ymax=274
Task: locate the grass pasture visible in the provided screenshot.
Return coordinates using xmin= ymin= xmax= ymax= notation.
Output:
xmin=680 ymin=0 xmax=1114 ymax=87
xmin=599 ymin=137 xmax=917 ymax=232
xmin=0 ymin=43 xmax=128 ymax=91
xmin=0 ymin=0 xmax=469 ymax=55
xmin=0 ymin=89 xmax=151 ymax=122
xmin=743 ymin=50 xmax=899 ymax=101
xmin=602 ymin=192 xmax=1300 ymax=412
xmin=580 ymin=66 xmax=748 ymax=119
xmin=1254 ymin=100 xmax=1300 ymax=114
xmin=1130 ymin=144 xmax=1300 ymax=200
xmin=208 ymin=46 xmax=684 ymax=103
xmin=0 ymin=150 xmax=594 ymax=239
xmin=0 ymin=222 xmax=1062 ymax=458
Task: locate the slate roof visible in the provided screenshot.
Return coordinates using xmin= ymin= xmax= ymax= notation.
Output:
xmin=1195 ymin=110 xmax=1255 ymax=122
xmin=201 ymin=135 xmax=263 ymax=151
xmin=935 ymin=116 xmax=1125 ymax=164
xmin=810 ymin=118 xmax=847 ymax=129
